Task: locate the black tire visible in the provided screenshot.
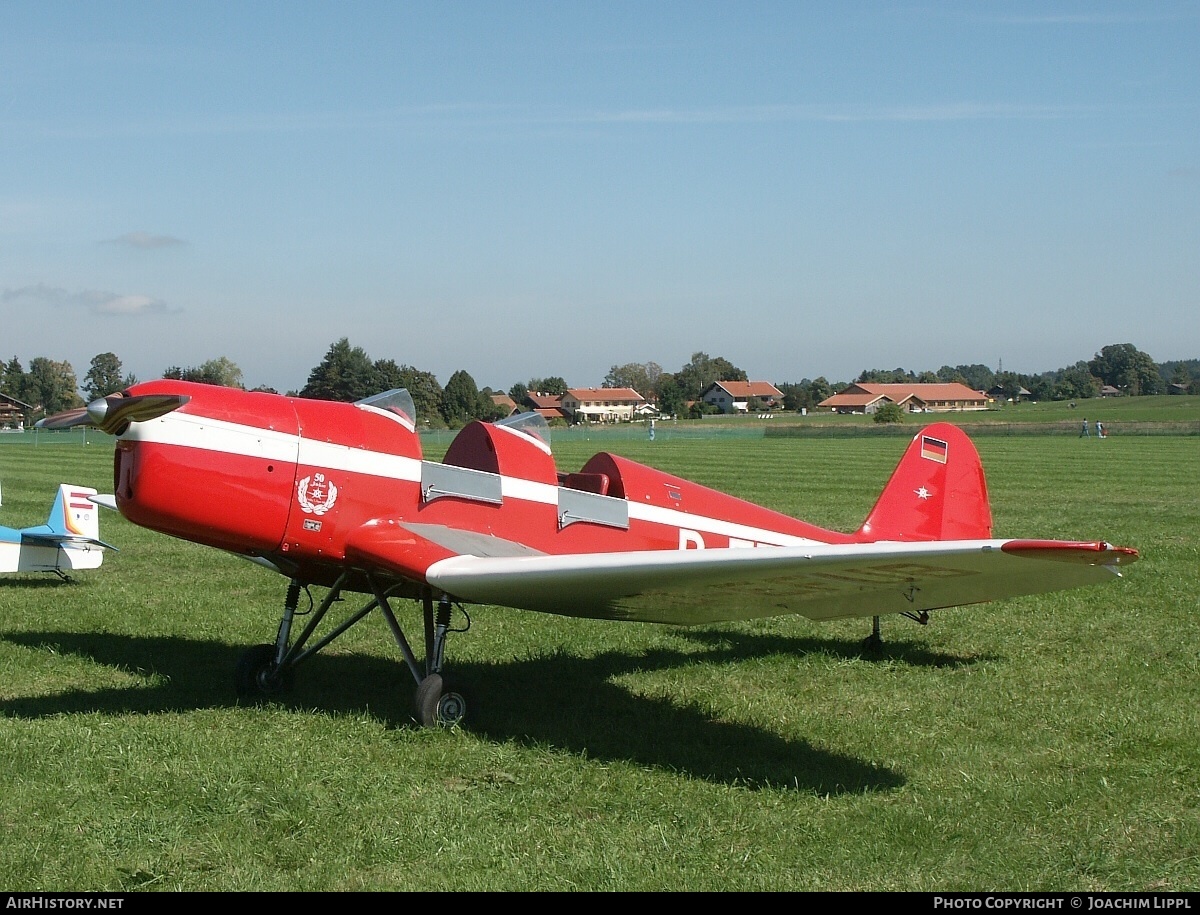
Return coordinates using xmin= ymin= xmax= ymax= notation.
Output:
xmin=414 ymin=673 xmax=466 ymax=728
xmin=235 ymin=643 xmax=293 ymax=700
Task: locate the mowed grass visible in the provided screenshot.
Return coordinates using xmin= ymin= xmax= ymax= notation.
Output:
xmin=0 ymin=431 xmax=1196 ymax=892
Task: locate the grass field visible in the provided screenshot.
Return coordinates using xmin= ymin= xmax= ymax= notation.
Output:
xmin=0 ymin=423 xmax=1197 ymax=891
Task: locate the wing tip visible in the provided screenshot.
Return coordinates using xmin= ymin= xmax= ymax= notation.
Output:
xmin=1001 ymin=539 xmax=1139 ymax=566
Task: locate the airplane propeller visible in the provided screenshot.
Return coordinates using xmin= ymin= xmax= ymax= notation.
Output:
xmin=36 ymin=393 xmax=189 ymax=435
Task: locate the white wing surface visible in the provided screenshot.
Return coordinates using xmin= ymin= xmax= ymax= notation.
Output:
xmin=424 ymin=539 xmax=1136 ymax=625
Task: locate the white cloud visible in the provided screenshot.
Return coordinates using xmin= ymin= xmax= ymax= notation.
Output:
xmin=104 ymin=231 xmax=186 ymax=249
xmin=93 ymin=294 xmax=169 ymax=315
xmin=3 ymin=283 xmax=176 ymax=316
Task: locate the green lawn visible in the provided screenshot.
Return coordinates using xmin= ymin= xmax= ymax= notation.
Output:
xmin=0 ymin=429 xmax=1196 ymax=891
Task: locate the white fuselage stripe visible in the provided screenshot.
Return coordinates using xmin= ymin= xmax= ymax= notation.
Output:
xmin=128 ymin=413 xmax=302 ymax=462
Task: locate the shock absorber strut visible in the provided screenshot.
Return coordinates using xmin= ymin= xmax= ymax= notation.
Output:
xmin=274 ymin=579 xmax=302 ymax=663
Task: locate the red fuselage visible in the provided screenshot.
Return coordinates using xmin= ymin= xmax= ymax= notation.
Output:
xmin=111 ymin=381 xmax=845 ymax=592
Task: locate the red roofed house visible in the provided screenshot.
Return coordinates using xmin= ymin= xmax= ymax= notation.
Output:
xmin=559 ymin=388 xmax=647 ymax=423
xmin=699 ymin=381 xmax=784 ymax=414
xmin=818 ymin=383 xmax=988 ymax=415
xmin=524 ymin=392 xmax=571 ymax=423
xmin=489 ymin=393 xmax=521 ymax=417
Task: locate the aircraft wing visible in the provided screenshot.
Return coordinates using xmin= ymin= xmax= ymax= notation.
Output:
xmin=350 ymin=523 xmax=1136 ymax=625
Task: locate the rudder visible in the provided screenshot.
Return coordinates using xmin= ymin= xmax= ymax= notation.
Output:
xmin=854 ymin=423 xmax=991 ymax=542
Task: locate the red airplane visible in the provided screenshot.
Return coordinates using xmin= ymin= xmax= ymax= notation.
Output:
xmin=39 ymin=380 xmax=1138 ymax=727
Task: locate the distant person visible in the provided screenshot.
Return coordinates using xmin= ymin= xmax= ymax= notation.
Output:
xmin=1096 ymin=420 xmax=1105 ymax=439
xmin=1081 ymin=418 xmax=1089 ymax=437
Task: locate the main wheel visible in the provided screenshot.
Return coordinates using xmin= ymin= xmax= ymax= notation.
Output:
xmin=414 ymin=673 xmax=467 ymax=728
xmin=235 ymin=643 xmax=293 ymax=700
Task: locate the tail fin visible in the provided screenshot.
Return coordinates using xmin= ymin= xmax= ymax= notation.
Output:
xmin=16 ymin=484 xmax=113 ymax=573
xmin=854 ymin=423 xmax=992 ymax=542
xmin=47 ymin=484 xmax=103 ymax=541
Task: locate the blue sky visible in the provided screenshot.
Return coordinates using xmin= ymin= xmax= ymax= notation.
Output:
xmin=2 ymin=1 xmax=1197 ymax=394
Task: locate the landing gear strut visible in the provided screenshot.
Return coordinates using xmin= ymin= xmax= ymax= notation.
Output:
xmin=861 ymin=616 xmax=885 ymax=654
xmin=404 ymin=590 xmax=466 ymax=728
xmin=860 ymin=609 xmax=931 ymax=655
xmin=233 ymin=574 xmax=469 ymax=728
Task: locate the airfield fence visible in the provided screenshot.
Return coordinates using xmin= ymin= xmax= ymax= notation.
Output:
xmin=0 ymin=429 xmax=110 ymax=447
xmin=3 ymin=419 xmax=1196 ymax=453
xmin=763 ymin=420 xmax=1200 ymax=438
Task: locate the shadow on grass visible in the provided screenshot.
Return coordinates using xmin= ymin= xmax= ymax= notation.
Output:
xmin=0 ymin=624 xmax=991 ymax=795
xmin=0 ymin=576 xmax=94 ymax=590
xmin=678 ymin=625 xmax=999 ymax=668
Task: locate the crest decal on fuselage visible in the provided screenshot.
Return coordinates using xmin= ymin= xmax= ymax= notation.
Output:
xmin=297 ymin=472 xmax=338 ymax=515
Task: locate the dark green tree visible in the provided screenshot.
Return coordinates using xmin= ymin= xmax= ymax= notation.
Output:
xmin=777 ymin=381 xmax=815 ymax=412
xmin=652 ymin=373 xmax=686 ymax=418
xmin=300 ymin=339 xmax=377 ymax=402
xmin=992 ymin=371 xmax=1025 ymax=401
xmin=479 ymin=397 xmax=509 ymax=422
xmin=372 ymin=358 xmax=408 ymax=393
xmin=508 ymin=382 xmax=529 ymax=405
xmin=1160 ymin=359 xmax=1199 ymax=390
xmin=873 ymin=402 xmax=905 ymax=424
xmin=778 ymin=382 xmax=802 ymax=412
xmin=1 ymin=357 xmax=26 ymax=401
xmin=1088 ymin=343 xmax=1161 ymax=396
xmin=937 ymin=364 xmax=995 ymax=390
xmin=380 ymin=360 xmax=445 ymax=426
xmin=1054 ymin=362 xmax=1101 ymax=400
xmin=83 ymin=352 xmax=130 ymax=400
xmin=162 ymin=357 xmax=243 ymax=388
xmin=1168 ymin=363 xmax=1193 ymax=386
xmin=25 ymin=357 xmax=81 ymax=417
xmin=196 ymin=357 xmax=243 ymax=388
xmin=440 ymin=369 xmax=484 ymax=427
xmin=674 ymin=352 xmax=746 ymax=401
xmin=1026 ymin=376 xmax=1055 ymax=402
xmin=604 ymin=361 xmax=661 ymax=397
xmin=856 ymin=367 xmax=917 ymax=384
xmin=526 ymin=376 xmax=568 ymax=396
xmin=807 ymin=376 xmax=834 ymax=406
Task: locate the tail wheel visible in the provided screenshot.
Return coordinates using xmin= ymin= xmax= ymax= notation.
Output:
xmin=414 ymin=673 xmax=466 ymax=728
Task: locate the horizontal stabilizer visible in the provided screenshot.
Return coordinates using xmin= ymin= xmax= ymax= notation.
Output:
xmin=20 ymin=531 xmax=118 ymax=551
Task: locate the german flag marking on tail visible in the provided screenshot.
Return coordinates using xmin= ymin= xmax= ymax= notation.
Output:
xmin=921 ymin=435 xmax=948 ymax=464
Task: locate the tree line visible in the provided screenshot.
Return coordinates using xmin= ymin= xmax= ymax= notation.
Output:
xmin=2 ymin=339 xmax=1196 ymax=429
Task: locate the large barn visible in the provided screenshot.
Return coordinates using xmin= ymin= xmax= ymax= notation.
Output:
xmin=818 ymin=382 xmax=988 ymax=415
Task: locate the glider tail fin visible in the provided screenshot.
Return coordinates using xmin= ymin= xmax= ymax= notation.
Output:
xmin=854 ymin=422 xmax=992 ymax=543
